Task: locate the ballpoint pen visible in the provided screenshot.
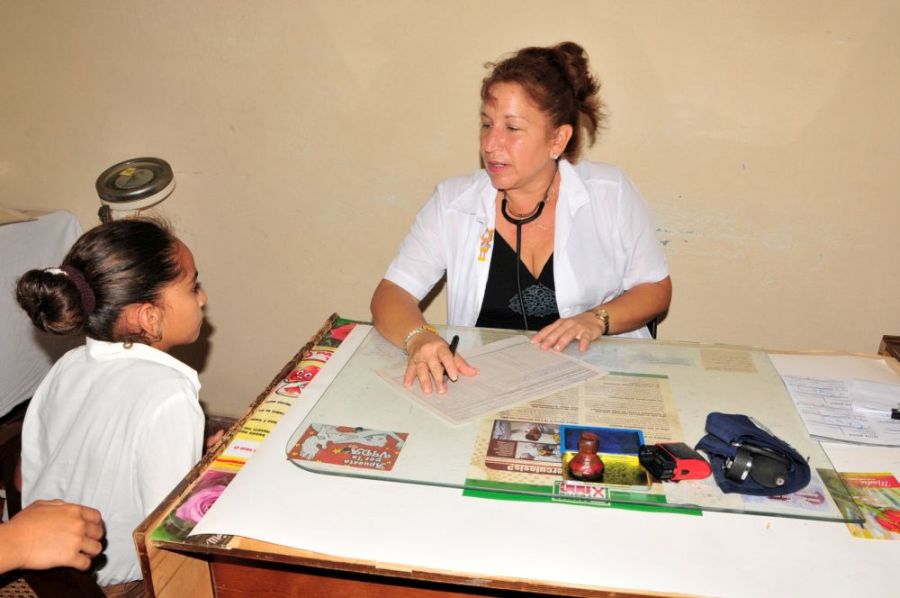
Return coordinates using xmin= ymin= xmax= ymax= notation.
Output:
xmin=446 ymin=334 xmax=460 ymax=382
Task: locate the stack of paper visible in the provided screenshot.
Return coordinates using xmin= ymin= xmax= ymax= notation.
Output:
xmin=770 ymin=354 xmax=900 ymax=446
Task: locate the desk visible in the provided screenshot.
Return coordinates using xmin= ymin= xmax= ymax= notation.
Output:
xmin=0 ymin=210 xmax=82 ymax=418
xmin=136 ymin=317 xmax=900 ymax=597
xmin=287 ymin=326 xmax=853 ymax=521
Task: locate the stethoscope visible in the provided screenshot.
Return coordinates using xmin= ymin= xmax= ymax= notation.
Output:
xmin=498 ymin=173 xmax=556 ymax=331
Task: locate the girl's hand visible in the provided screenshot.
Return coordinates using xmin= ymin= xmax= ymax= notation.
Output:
xmin=205 ymin=429 xmax=225 ymax=452
xmin=532 ymin=311 xmax=604 ymax=352
xmin=403 ymin=332 xmax=478 ymax=394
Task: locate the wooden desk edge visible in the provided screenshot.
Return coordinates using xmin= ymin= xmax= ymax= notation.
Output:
xmin=142 ymin=535 xmax=681 ymax=598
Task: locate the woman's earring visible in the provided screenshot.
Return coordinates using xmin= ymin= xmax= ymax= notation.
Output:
xmin=551 ymin=153 xmax=559 ymax=160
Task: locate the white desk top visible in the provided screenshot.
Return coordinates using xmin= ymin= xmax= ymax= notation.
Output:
xmin=193 ymin=325 xmax=900 ymax=597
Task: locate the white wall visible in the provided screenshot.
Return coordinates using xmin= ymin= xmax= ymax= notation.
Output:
xmin=2 ymin=1 xmax=898 ymax=416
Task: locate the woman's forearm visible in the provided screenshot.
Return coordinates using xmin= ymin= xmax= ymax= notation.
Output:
xmin=370 ymin=279 xmax=430 ymax=348
xmin=600 ymin=276 xmax=672 ymax=335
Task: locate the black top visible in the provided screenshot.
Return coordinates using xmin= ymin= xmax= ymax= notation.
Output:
xmin=475 ymin=234 xmax=560 ymax=331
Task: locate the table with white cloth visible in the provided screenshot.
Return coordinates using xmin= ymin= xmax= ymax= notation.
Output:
xmin=136 ymin=316 xmax=900 ymax=598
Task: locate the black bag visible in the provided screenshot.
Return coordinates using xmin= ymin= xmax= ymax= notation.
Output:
xmin=695 ymin=412 xmax=811 ymax=496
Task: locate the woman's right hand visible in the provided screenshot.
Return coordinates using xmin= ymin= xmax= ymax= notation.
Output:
xmin=404 ymin=332 xmax=477 ymax=394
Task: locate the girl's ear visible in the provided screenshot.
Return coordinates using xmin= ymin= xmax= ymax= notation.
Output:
xmin=120 ymin=302 xmax=162 ymax=340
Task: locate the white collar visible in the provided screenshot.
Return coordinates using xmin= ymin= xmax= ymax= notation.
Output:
xmin=85 ymin=337 xmax=200 ymax=392
xmin=557 ymin=159 xmax=591 ymax=217
xmin=447 ymin=159 xmax=590 ymax=221
xmin=447 ymin=170 xmax=495 ymax=222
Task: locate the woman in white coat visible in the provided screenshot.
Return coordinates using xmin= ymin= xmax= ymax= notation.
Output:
xmin=371 ymin=41 xmax=672 ymax=395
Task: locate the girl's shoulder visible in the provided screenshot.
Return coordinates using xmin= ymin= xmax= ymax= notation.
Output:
xmin=84 ymin=339 xmax=201 ymax=395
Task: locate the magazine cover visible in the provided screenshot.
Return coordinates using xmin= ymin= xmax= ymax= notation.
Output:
xmin=821 ymin=470 xmax=900 ymax=540
xmin=483 ymin=419 xmax=563 ymax=477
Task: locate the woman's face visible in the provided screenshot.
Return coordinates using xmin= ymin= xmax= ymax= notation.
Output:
xmin=480 ymin=82 xmax=570 ymax=195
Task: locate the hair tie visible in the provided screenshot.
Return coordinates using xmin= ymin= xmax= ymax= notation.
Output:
xmin=59 ymin=265 xmax=97 ymax=315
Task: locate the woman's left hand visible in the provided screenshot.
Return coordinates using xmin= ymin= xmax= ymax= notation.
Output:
xmin=531 ymin=312 xmax=604 ymax=352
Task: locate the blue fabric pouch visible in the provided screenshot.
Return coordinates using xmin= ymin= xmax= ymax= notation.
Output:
xmin=695 ymin=412 xmax=811 ymax=496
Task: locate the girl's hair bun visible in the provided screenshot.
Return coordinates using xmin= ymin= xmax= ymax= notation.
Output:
xmin=16 ymin=218 xmax=181 ymax=343
xmin=16 ymin=269 xmax=88 ymax=335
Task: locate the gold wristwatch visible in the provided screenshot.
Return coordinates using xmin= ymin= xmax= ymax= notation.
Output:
xmin=593 ymin=308 xmax=610 ymax=335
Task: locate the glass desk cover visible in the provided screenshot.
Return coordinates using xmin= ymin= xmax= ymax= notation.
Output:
xmin=288 ymin=324 xmax=862 ymax=523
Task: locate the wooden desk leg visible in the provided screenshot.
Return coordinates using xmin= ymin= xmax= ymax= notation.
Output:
xmin=135 ymin=537 xmax=213 ymax=598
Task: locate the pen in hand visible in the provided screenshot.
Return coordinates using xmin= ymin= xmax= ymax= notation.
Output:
xmin=446 ymin=335 xmax=460 ymax=382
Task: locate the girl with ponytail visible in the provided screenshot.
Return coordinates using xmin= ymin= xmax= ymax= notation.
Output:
xmin=16 ymin=218 xmax=208 ymax=590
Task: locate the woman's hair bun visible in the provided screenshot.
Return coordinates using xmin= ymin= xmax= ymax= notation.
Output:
xmin=551 ymin=42 xmax=603 ymax=146
xmin=553 ymin=43 xmax=596 ymax=96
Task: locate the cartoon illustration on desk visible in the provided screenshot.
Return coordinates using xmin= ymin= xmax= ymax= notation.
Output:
xmin=277 ymin=365 xmax=321 ymax=397
xmin=276 ymin=345 xmax=334 ymax=398
xmin=289 ymin=423 xmax=409 ymax=471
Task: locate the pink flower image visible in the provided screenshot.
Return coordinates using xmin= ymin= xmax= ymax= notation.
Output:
xmin=175 ymin=484 xmax=227 ymax=524
xmin=174 ymin=470 xmax=235 ymax=525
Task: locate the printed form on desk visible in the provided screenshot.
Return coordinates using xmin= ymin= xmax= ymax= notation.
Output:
xmin=769 ymin=353 xmax=900 ymax=446
xmin=378 ymin=335 xmax=606 ymax=425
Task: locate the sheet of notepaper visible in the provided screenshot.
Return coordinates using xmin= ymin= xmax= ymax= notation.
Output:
xmin=378 ymin=335 xmax=607 ymax=425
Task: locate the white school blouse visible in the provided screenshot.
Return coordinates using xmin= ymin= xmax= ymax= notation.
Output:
xmin=384 ymin=160 xmax=669 ymax=338
xmin=21 ymin=338 xmax=203 ymax=586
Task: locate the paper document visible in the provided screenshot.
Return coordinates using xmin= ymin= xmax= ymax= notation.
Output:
xmin=770 ymin=354 xmax=900 ymax=446
xmin=379 ymin=335 xmax=606 ymax=425
xmin=850 ymin=379 xmax=900 ymax=418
